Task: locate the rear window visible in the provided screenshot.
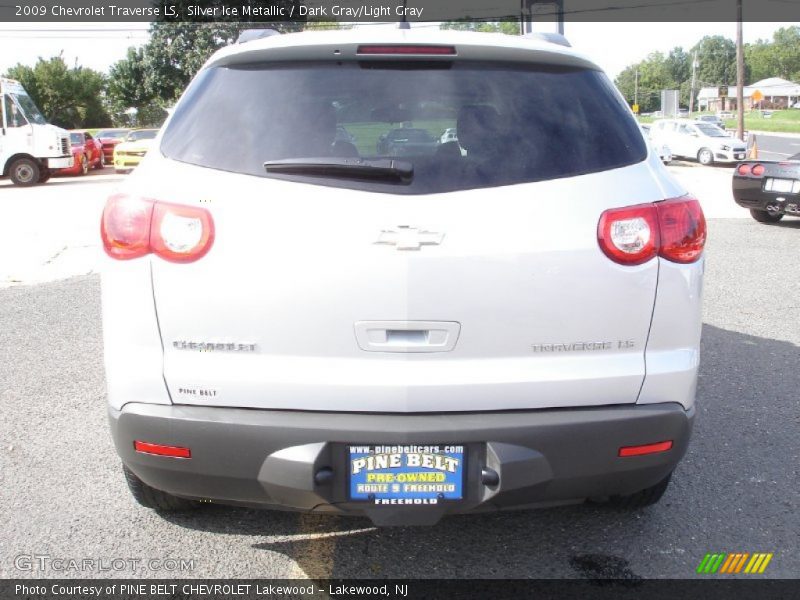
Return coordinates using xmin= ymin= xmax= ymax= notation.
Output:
xmin=161 ymin=61 xmax=646 ymax=194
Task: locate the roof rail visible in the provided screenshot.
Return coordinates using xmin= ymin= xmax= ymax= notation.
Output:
xmin=523 ymin=32 xmax=571 ymax=47
xmin=237 ymin=29 xmax=281 ymax=44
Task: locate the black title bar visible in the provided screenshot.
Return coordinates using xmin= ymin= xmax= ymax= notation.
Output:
xmin=2 ymin=0 xmax=799 ymax=23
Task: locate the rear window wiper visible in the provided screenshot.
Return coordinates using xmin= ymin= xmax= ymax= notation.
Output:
xmin=264 ymin=157 xmax=413 ymax=184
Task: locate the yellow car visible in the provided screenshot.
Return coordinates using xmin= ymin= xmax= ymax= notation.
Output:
xmin=113 ymin=129 xmax=159 ymax=173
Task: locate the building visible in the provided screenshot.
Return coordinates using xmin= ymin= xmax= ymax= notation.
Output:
xmin=697 ymin=77 xmax=800 ymax=112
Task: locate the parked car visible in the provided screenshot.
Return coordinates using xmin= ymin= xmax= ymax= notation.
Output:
xmin=650 ymin=119 xmax=745 ymax=165
xmin=640 ymin=124 xmax=672 ymax=164
xmin=113 ymin=128 xmax=158 ymax=173
xmin=94 ymin=128 xmax=130 ymax=163
xmin=440 ymin=127 xmax=458 ymax=144
xmin=54 ymin=131 xmax=104 ymax=176
xmin=732 ymin=153 xmax=800 ymax=223
xmin=101 ymin=29 xmax=706 ymax=526
xmin=376 ymin=127 xmax=439 ymax=156
xmin=438 ymin=127 xmax=467 ymax=156
xmin=695 ymin=114 xmax=726 ymax=130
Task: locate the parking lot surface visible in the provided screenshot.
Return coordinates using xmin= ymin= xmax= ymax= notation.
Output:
xmin=1 ymin=166 xmax=798 ymax=579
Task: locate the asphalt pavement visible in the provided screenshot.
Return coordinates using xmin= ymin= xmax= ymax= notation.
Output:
xmin=1 ymin=214 xmax=798 ymax=579
xmin=748 ymin=132 xmax=800 ymax=161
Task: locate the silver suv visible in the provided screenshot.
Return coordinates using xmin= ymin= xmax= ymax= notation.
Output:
xmin=101 ymin=29 xmax=707 ymax=526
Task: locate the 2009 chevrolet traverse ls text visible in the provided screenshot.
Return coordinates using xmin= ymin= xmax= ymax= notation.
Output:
xmin=101 ymin=29 xmax=706 ymax=526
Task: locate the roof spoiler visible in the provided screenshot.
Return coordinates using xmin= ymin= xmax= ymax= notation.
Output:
xmin=237 ymin=29 xmax=281 ymax=44
xmin=523 ymin=32 xmax=571 ymax=47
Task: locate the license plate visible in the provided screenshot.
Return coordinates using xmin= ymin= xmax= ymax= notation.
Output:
xmin=765 ymin=178 xmax=797 ymax=193
xmin=348 ymin=445 xmax=465 ymax=505
xmin=735 ymin=153 xmax=745 ymax=159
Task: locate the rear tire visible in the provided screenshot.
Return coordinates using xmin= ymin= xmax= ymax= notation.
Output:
xmin=697 ymin=148 xmax=714 ymax=166
xmin=122 ymin=465 xmax=201 ymax=511
xmin=595 ymin=473 xmax=673 ymax=509
xmin=94 ymin=152 xmax=105 ymax=169
xmin=750 ymin=209 xmax=783 ymax=223
xmin=9 ymin=157 xmax=40 ymax=186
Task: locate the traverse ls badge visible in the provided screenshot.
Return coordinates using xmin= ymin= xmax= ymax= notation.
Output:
xmin=375 ymin=226 xmax=444 ymax=251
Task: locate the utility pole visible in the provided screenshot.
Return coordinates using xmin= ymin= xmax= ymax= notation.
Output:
xmin=635 ymin=69 xmax=639 ymax=110
xmin=736 ymin=0 xmax=745 ymax=140
xmin=689 ymin=51 xmax=698 ymax=114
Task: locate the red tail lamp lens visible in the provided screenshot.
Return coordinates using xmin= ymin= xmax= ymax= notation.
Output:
xmin=357 ymin=45 xmax=456 ymax=55
xmin=751 ymin=164 xmax=765 ymax=176
xmin=100 ymin=193 xmax=154 ymax=260
xmin=619 ymin=440 xmax=673 ymax=457
xmin=655 ymin=197 xmax=707 ymax=264
xmin=134 ymin=441 xmax=191 ymax=458
xmin=737 ymin=164 xmax=751 ymax=176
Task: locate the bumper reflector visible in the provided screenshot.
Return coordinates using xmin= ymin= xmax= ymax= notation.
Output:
xmin=618 ymin=440 xmax=673 ymax=457
xmin=134 ymin=440 xmax=191 ymax=458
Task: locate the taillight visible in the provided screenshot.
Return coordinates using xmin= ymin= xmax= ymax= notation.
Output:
xmin=598 ymin=197 xmax=706 ymax=266
xmin=101 ymin=193 xmax=214 ymax=262
xmin=751 ymin=164 xmax=765 ymax=176
xmin=597 ymin=203 xmax=659 ymax=265
xmin=357 ymin=45 xmax=456 ymax=55
xmin=655 ymin=198 xmax=707 ymax=264
xmin=737 ymin=163 xmax=751 ymax=176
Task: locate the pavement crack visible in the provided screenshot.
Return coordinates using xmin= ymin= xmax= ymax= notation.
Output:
xmin=43 ymin=245 xmax=69 ymax=265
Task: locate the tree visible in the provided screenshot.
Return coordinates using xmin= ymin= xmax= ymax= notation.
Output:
xmin=107 ymin=47 xmax=165 ymax=127
xmin=441 ymin=21 xmax=520 ymax=35
xmin=142 ymin=14 xmax=303 ymax=105
xmin=770 ymin=26 xmax=800 ymax=81
xmin=4 ymin=56 xmax=111 ymax=128
xmin=615 ymin=52 xmax=677 ymax=113
xmin=692 ymin=35 xmax=737 ymax=86
xmin=745 ymin=39 xmax=775 ymax=83
xmin=665 ymin=47 xmax=690 ymax=88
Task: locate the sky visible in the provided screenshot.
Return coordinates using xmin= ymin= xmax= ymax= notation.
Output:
xmin=0 ymin=21 xmax=798 ymax=80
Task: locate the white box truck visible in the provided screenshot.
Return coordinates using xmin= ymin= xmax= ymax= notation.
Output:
xmin=1 ymin=78 xmax=73 ymax=185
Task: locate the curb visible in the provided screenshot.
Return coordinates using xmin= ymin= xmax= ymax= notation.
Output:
xmin=746 ymin=130 xmax=800 ymax=139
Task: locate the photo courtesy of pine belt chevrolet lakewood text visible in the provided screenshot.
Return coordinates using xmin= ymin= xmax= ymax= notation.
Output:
xmin=100 ymin=28 xmax=707 ymax=526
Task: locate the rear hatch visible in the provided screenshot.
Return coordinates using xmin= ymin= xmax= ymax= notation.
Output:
xmin=145 ymin=42 xmax=661 ymax=413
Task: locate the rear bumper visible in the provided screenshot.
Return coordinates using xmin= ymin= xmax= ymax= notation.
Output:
xmin=733 ymin=177 xmax=800 ymax=214
xmin=714 ymin=150 xmax=747 ymax=162
xmin=114 ymin=156 xmax=143 ymax=169
xmin=44 ymin=156 xmax=74 ymax=169
xmin=110 ymin=402 xmax=694 ymax=525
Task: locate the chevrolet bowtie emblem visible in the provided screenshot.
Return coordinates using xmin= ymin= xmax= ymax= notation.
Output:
xmin=375 ymin=226 xmax=445 ymax=251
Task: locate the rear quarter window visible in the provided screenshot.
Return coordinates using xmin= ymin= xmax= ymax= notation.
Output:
xmin=161 ymin=60 xmax=647 ymax=194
